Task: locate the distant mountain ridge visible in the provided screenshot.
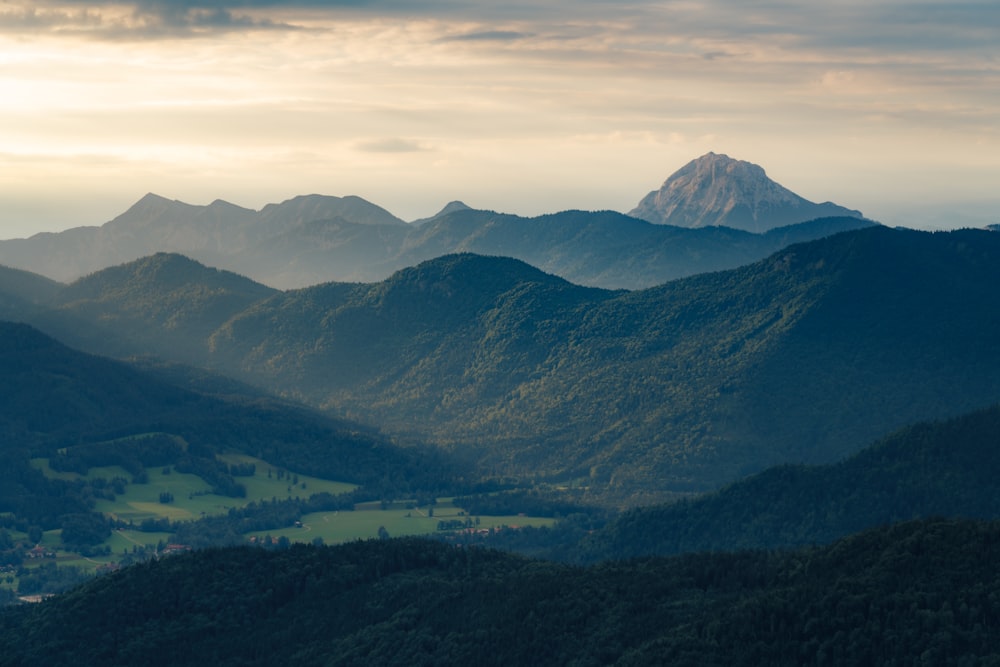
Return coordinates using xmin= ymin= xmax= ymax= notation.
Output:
xmin=629 ymin=152 xmax=863 ymax=232
xmin=0 ymin=193 xmax=406 ymax=284
xmin=0 ymin=155 xmax=870 ymax=288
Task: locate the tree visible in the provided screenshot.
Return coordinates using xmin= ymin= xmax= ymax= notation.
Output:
xmin=60 ymin=513 xmax=110 ymax=548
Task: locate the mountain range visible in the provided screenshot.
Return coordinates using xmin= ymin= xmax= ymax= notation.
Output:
xmin=7 ymin=224 xmax=1000 ymax=506
xmin=0 ymin=153 xmax=872 ymax=289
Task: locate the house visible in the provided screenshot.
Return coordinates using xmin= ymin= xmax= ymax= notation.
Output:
xmin=161 ymin=544 xmax=192 ymax=556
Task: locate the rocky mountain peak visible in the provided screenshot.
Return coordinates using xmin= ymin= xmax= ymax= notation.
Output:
xmin=629 ymin=153 xmax=862 ymax=233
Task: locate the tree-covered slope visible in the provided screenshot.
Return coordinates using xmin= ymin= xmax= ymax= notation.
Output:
xmin=208 ymin=253 xmax=608 ymax=413
xmin=35 ymin=252 xmax=278 ymax=363
xmin=725 ymin=225 xmax=1000 ymax=466
xmin=13 ymin=226 xmax=1000 ymax=504
xmin=204 ymin=227 xmax=1000 ymax=500
xmin=391 ymin=209 xmax=873 ymax=289
xmin=2 ymin=519 xmax=1000 ymax=666
xmin=0 ymin=264 xmax=63 ymax=321
xmin=578 ymin=403 xmax=1000 ymax=560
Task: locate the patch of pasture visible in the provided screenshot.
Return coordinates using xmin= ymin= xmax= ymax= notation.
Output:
xmin=259 ymin=503 xmax=556 ymax=545
xmin=33 ymin=455 xmax=358 ymax=527
xmin=215 ymin=453 xmax=358 ymax=499
xmin=93 ymin=468 xmax=229 ymax=523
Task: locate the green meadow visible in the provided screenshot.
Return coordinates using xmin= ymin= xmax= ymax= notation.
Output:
xmin=25 ymin=456 xmax=554 ymax=569
xmin=262 ymin=499 xmax=556 ymax=545
xmin=31 ymin=455 xmax=359 ymax=526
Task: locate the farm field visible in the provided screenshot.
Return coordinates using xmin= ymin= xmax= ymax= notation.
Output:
xmin=23 ymin=457 xmax=554 ymax=567
xmin=30 ymin=455 xmax=359 ymax=526
xmin=261 ymin=499 xmax=557 ymax=545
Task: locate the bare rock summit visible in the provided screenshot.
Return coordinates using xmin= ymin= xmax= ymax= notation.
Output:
xmin=629 ymin=153 xmax=863 ymax=233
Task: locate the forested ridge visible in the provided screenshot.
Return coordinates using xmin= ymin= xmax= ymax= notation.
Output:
xmin=2 ymin=518 xmax=999 ymax=666
xmin=5 ymin=226 xmax=1000 ymax=504
xmin=575 ymin=403 xmax=1000 ymax=560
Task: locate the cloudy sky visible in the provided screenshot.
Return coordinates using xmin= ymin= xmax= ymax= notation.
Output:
xmin=1 ymin=0 xmax=997 ymax=237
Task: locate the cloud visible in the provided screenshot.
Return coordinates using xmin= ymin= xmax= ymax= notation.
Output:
xmin=10 ymin=0 xmax=1000 ymax=55
xmin=353 ymin=138 xmax=430 ymax=153
xmin=437 ymin=30 xmax=532 ymax=43
xmin=0 ymin=2 xmax=299 ymax=38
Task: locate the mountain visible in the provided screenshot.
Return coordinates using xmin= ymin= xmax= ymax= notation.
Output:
xmin=394 ymin=209 xmax=873 ymax=289
xmin=0 ymin=193 xmax=405 ymax=284
xmin=629 ymin=152 xmax=863 ymax=232
xmin=0 ymin=264 xmax=63 ymax=321
xmin=33 ymin=252 xmax=278 ymax=364
xmin=14 ymin=225 xmax=1000 ymax=505
xmin=257 ymin=194 xmax=407 ymax=230
xmin=205 ymin=227 xmax=1000 ymax=501
xmin=3 ymin=519 xmax=1000 ymax=665
xmin=0 ymin=175 xmax=872 ymax=290
xmin=577 ymin=403 xmax=1000 ymax=560
xmin=409 ymin=200 xmax=473 ymax=225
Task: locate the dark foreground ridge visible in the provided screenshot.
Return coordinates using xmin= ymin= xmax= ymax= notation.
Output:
xmin=2 ymin=518 xmax=1000 ymax=666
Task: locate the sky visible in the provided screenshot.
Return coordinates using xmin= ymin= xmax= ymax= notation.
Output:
xmin=1 ymin=0 xmax=997 ymax=238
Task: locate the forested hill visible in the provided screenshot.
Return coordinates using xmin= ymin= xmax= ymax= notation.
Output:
xmin=206 ymin=226 xmax=1000 ymax=499
xmin=355 ymin=209 xmax=873 ymax=289
xmin=34 ymin=252 xmax=278 ymax=364
xmin=9 ymin=225 xmax=1000 ymax=504
xmin=577 ymin=403 xmax=1000 ymax=560
xmin=2 ymin=519 xmax=1000 ymax=665
xmin=0 ymin=264 xmax=63 ymax=320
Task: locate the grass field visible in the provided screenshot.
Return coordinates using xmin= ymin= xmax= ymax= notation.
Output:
xmin=31 ymin=455 xmax=359 ymax=526
xmin=22 ymin=456 xmax=554 ymax=572
xmin=262 ymin=499 xmax=556 ymax=545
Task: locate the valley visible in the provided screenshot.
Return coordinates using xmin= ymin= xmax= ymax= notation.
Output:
xmin=5 ymin=450 xmax=553 ymax=597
